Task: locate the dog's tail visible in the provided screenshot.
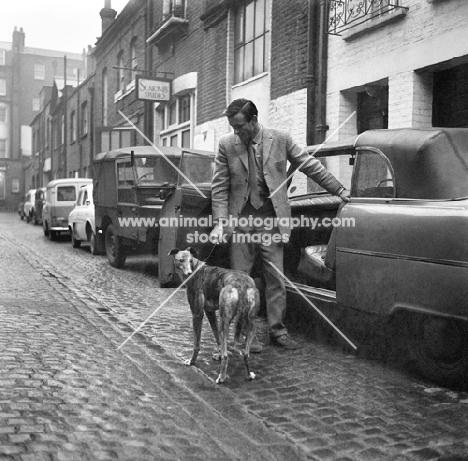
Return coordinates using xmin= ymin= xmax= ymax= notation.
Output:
xmin=239 ymin=287 xmax=259 ymax=324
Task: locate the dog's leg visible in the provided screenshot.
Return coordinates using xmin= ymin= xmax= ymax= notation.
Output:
xmin=216 ymin=288 xmax=237 ymax=384
xmin=243 ymin=322 xmax=256 ymax=380
xmin=185 ymin=292 xmax=204 ymax=366
xmin=243 ymin=287 xmax=259 ymax=380
xmin=205 ymin=310 xmax=221 ymax=361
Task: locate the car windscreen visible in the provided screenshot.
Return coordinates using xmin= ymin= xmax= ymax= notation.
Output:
xmin=178 ymin=152 xmax=215 ymax=188
xmin=134 ymin=156 xmax=179 ymax=185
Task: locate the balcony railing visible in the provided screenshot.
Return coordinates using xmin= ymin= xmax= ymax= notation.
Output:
xmin=328 ymin=0 xmax=407 ymax=36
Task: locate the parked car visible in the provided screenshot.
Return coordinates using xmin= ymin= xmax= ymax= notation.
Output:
xmin=18 ymin=196 xmax=26 ymax=220
xmin=158 ymin=127 xmax=468 ymax=389
xmin=68 ymin=184 xmax=100 ymax=254
xmin=23 ymin=189 xmax=36 ymax=223
xmin=42 ymin=178 xmax=92 ymax=241
xmin=93 ymin=145 xmax=210 ymax=269
xmin=32 ymin=187 xmax=46 ymax=225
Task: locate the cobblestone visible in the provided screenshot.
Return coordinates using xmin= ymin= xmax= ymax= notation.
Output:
xmin=2 ymin=212 xmax=468 ymax=460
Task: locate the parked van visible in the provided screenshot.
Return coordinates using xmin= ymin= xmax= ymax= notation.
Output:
xmin=42 ymin=178 xmax=92 ymax=241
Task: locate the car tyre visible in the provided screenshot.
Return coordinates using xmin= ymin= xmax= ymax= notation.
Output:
xmin=105 ymin=224 xmax=126 ymax=268
xmin=71 ymin=226 xmax=81 ymax=248
xmin=89 ymin=231 xmax=99 ymax=255
xmin=409 ymin=314 xmax=468 ymax=389
xmin=48 ymin=229 xmax=57 ymax=241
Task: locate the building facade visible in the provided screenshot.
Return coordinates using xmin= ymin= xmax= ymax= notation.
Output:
xmin=0 ymin=27 xmax=85 ymax=210
xmin=27 ymin=0 xmax=468 ymax=205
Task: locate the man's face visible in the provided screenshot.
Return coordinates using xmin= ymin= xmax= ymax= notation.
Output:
xmin=228 ymin=112 xmax=257 ymax=145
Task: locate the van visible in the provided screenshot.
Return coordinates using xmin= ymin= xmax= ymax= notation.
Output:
xmin=42 ymin=178 xmax=92 ymax=240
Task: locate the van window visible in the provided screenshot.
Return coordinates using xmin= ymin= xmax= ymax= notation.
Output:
xmin=57 ymin=186 xmax=76 ymax=202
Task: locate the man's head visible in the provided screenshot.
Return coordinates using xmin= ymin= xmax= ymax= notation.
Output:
xmin=223 ymin=99 xmax=260 ymax=145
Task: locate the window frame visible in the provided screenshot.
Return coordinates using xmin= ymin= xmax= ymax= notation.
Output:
xmin=0 ymin=79 xmax=6 ymax=96
xmin=34 ymin=63 xmax=45 ymax=80
xmin=159 ymin=93 xmax=193 ymax=148
xmin=233 ymin=0 xmax=271 ymax=84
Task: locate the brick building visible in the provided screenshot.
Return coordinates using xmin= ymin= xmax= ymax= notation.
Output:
xmin=326 ymin=0 xmax=468 ymax=137
xmin=0 ymin=27 xmax=84 ymax=210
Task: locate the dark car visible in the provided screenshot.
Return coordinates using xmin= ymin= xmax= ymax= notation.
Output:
xmin=93 ymin=145 xmax=212 ymax=269
xmin=32 ymin=187 xmax=46 ymax=225
xmin=18 ymin=196 xmax=26 ymax=220
xmin=159 ymin=127 xmax=468 ymax=389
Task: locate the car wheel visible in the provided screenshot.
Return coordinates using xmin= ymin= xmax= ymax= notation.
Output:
xmin=43 ymin=222 xmax=49 ymax=237
xmin=33 ymin=213 xmax=38 ymax=225
xmin=409 ymin=314 xmax=468 ymax=388
xmin=105 ymin=224 xmax=126 ymax=268
xmin=89 ymin=231 xmax=99 ymax=255
xmin=71 ymin=226 xmax=81 ymax=248
xmin=48 ymin=229 xmax=57 ymax=241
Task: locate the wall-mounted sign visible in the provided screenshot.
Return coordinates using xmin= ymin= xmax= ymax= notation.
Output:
xmin=136 ymin=76 xmax=171 ymax=102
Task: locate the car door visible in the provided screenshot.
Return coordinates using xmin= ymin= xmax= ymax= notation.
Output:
xmin=158 ymin=151 xmax=223 ymax=286
xmin=75 ymin=188 xmax=87 ymax=240
xmin=116 ymin=158 xmax=139 ymax=241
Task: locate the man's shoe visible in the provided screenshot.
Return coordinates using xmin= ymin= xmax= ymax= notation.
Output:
xmin=271 ymin=334 xmax=299 ymax=350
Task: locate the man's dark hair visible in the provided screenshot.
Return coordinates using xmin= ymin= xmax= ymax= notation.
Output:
xmin=223 ymin=99 xmax=258 ymax=122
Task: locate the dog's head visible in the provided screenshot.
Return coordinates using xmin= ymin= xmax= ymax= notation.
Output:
xmin=168 ymin=247 xmax=199 ymax=280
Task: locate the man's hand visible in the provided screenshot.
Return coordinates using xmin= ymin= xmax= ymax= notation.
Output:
xmin=339 ymin=188 xmax=351 ymax=203
xmin=209 ymin=225 xmax=224 ymax=244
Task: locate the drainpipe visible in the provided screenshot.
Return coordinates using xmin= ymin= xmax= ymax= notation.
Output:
xmin=144 ymin=0 xmax=154 ymax=144
xmin=306 ymin=0 xmax=329 ymax=145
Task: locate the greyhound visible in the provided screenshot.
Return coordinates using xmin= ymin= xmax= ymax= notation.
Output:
xmin=169 ymin=247 xmax=260 ymax=383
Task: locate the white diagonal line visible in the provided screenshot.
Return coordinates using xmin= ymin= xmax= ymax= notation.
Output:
xmin=267 ymin=261 xmax=357 ymax=350
xmin=269 ymin=111 xmax=357 ymax=199
xmin=118 ymin=110 xmax=207 ymax=198
xmin=117 ymin=262 xmax=206 ymax=350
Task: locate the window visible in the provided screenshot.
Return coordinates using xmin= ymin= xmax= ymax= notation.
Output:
xmin=160 ymin=94 xmax=192 ymax=148
xmin=353 ymin=149 xmax=395 ymax=198
xmin=117 ymin=51 xmax=125 ymax=92
xmin=81 ymin=101 xmax=88 ymax=136
xmin=163 ymin=0 xmax=186 ymax=19
xmin=57 ymin=186 xmax=76 ymax=202
xmin=70 ymin=110 xmax=76 ymax=143
xmin=102 ymin=68 xmax=108 ymax=125
xmin=0 ymin=50 xmax=5 ymax=66
xmin=11 ymin=178 xmax=19 ymax=194
xmin=98 ymin=128 xmax=135 ymax=153
xmin=32 ymin=97 xmax=40 ymax=112
xmin=117 ymin=161 xmax=136 ymax=203
xmin=0 ymin=170 xmax=5 ymax=200
xmin=61 ymin=114 xmax=65 ymax=145
xmin=34 ymin=63 xmax=45 ymax=80
xmin=0 ymin=79 xmax=6 ymax=96
xmin=130 ymin=38 xmax=138 ymax=81
xmin=0 ymin=139 xmax=6 ymax=158
xmin=0 ymin=107 xmax=6 ymax=123
xmin=234 ymin=0 xmax=271 ymax=84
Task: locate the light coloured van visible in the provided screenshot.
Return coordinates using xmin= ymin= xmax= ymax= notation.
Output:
xmin=42 ymin=178 xmax=92 ymax=241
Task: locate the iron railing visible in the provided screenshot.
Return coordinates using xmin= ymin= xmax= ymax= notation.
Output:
xmin=328 ymin=0 xmax=407 ymax=35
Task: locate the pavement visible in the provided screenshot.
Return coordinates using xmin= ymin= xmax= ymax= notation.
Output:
xmin=1 ymin=211 xmax=468 ymax=461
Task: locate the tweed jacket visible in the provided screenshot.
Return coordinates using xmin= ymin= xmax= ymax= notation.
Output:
xmin=211 ymin=127 xmax=344 ymax=237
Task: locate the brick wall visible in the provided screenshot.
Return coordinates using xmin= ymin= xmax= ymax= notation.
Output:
xmin=270 ymin=0 xmax=308 ymax=101
xmin=327 ymin=0 xmax=468 ymax=133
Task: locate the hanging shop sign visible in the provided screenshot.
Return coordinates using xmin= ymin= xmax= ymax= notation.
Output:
xmin=136 ymin=76 xmax=171 ymax=102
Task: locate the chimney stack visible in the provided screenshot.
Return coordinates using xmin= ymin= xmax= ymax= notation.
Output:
xmin=100 ymin=0 xmax=117 ymax=34
xmin=12 ymin=27 xmax=25 ymax=52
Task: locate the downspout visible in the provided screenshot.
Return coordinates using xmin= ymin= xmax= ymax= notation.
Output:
xmin=306 ymin=0 xmax=329 ymax=145
xmin=144 ymin=0 xmax=154 ymax=144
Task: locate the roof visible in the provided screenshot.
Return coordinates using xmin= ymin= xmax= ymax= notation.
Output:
xmin=307 ymin=128 xmax=468 ymax=199
xmin=93 ymin=145 xmax=214 ymax=163
xmin=45 ymin=178 xmax=92 ymax=188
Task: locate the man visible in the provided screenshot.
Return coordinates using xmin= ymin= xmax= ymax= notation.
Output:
xmin=210 ymin=99 xmax=350 ymax=350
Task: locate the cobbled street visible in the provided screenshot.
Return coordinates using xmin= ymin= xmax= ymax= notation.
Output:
xmin=1 ymin=211 xmax=468 ymax=461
